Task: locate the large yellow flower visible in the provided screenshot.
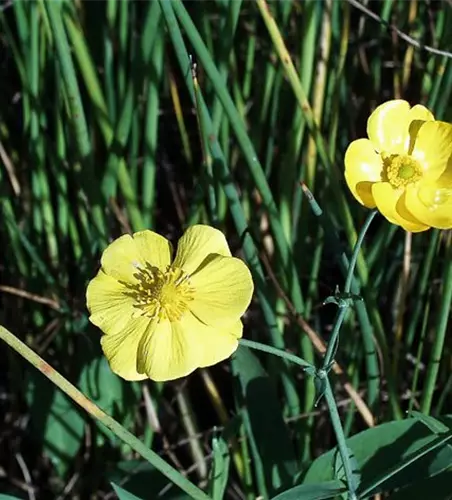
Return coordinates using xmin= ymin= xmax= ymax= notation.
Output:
xmin=345 ymin=99 xmax=452 ymax=232
xmin=86 ymin=225 xmax=254 ymax=382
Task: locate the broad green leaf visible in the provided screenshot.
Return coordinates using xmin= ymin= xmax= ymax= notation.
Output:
xmin=270 ymin=480 xmax=346 ymax=500
xmin=27 ymin=373 xmax=85 ymax=477
xmin=79 ymin=357 xmax=124 ymax=415
xmin=334 ymin=448 xmax=360 ymax=493
xmin=0 ymin=495 xmax=26 ymax=500
xmin=233 ymin=346 xmax=298 ymax=497
xmin=108 ymin=461 xmax=188 ymax=500
xmin=359 ymin=432 xmax=452 ymax=497
xmin=409 ymin=411 xmax=449 ymax=434
xmin=387 ymin=469 xmax=452 ymax=500
xmin=304 ymin=417 xmax=452 ymax=494
xmin=78 ymin=356 xmax=125 ymax=445
xmin=111 ymin=483 xmax=144 ymax=500
xmin=208 ymin=433 xmax=230 ymax=500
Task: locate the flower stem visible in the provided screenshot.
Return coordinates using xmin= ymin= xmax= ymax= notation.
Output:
xmin=420 ymin=236 xmax=452 ymax=414
xmin=239 ymin=338 xmax=314 ymax=370
xmin=344 ymin=210 xmax=378 ymax=294
xmin=321 ymin=209 xmax=377 ymax=498
xmin=324 ymin=377 xmax=357 ymax=500
xmin=323 ymin=209 xmax=378 ymax=370
xmin=0 ymin=325 xmax=210 ymax=500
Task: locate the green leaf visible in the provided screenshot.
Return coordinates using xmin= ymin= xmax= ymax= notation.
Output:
xmin=270 ymin=480 xmax=346 ymax=500
xmin=111 ymin=483 xmax=144 ymax=500
xmin=78 ymin=356 xmax=126 ymax=445
xmin=359 ymin=432 xmax=452 ymax=497
xmin=208 ymin=433 xmax=231 ymax=500
xmin=387 ymin=469 xmax=452 ymax=500
xmin=79 ymin=357 xmax=124 ymax=415
xmin=28 ymin=373 xmax=85 ymax=477
xmin=108 ymin=461 xmax=188 ymax=500
xmin=303 ymin=417 xmax=452 ymax=495
xmin=0 ymin=495 xmax=26 ymax=500
xmin=409 ymin=411 xmax=449 ymax=434
xmin=233 ymin=346 xmax=298 ymax=497
xmin=334 ymin=448 xmax=360 ymax=493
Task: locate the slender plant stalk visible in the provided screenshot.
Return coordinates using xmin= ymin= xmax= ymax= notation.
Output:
xmin=239 ymin=339 xmax=313 ymax=371
xmin=324 ymin=378 xmax=357 ymax=500
xmin=323 ymin=210 xmax=378 ymax=370
xmin=159 ymin=0 xmax=302 ymax=417
xmin=320 ymin=209 xmax=377 ymax=498
xmin=420 ymin=235 xmax=452 ymax=414
xmin=45 ymin=0 xmax=107 ymax=241
xmin=0 ymin=325 xmax=210 ymax=500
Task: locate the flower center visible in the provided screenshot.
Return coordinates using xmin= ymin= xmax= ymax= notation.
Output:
xmin=124 ymin=264 xmax=194 ymax=321
xmin=382 ymin=153 xmax=423 ymax=188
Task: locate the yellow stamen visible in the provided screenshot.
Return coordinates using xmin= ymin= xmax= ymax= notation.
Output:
xmin=382 ymin=153 xmax=423 ymax=188
xmin=123 ymin=264 xmax=194 ymax=321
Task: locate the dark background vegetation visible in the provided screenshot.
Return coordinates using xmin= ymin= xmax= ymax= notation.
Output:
xmin=0 ymin=1 xmax=452 ymax=499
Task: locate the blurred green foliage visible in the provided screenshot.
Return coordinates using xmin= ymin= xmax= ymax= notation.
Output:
xmin=1 ymin=0 xmax=452 ymax=498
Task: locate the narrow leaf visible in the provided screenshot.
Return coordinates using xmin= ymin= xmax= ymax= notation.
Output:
xmin=270 ymin=480 xmax=346 ymax=500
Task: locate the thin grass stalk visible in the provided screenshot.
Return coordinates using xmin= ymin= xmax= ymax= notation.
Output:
xmin=192 ymin=59 xmax=218 ymax=225
xmin=405 ymin=230 xmax=440 ymax=349
xmin=12 ymin=1 xmax=31 ymax=130
xmin=199 ymin=368 xmax=246 ymax=485
xmin=302 ymin=185 xmax=381 ymax=411
xmin=254 ymin=0 xmax=371 ymax=295
xmin=176 ymin=387 xmax=208 ymax=480
xmin=170 ymin=1 xmax=313 ymax=382
xmin=211 ymin=0 xmax=242 ymax=135
xmin=401 ymin=0 xmax=417 ymax=91
xmin=0 ymin=325 xmax=210 ymax=500
xmin=104 ymin=0 xmax=117 ymax=121
xmin=159 ymin=0 xmax=302 ymax=416
xmin=142 ymin=28 xmax=164 ymax=229
xmin=276 ymin=0 xmax=303 ymax=243
xmin=171 ymin=0 xmax=305 ymax=297
xmin=407 ymin=294 xmax=431 ymax=414
xmin=420 ymin=235 xmax=452 ymax=414
xmin=63 ymin=8 xmax=144 ymax=232
xmin=117 ymin=0 xmax=128 ymax=103
xmin=45 ymin=0 xmax=107 ymax=241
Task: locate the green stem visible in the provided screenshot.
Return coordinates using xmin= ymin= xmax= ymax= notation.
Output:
xmin=0 ymin=325 xmax=210 ymax=500
xmin=344 ymin=210 xmax=378 ymax=294
xmin=45 ymin=0 xmax=106 ymax=242
xmin=324 ymin=378 xmax=357 ymax=500
xmin=239 ymin=339 xmax=313 ymax=371
xmin=420 ymin=237 xmax=452 ymax=414
xmin=319 ymin=209 xmax=377 ymax=498
xmin=323 ymin=210 xmax=378 ymax=369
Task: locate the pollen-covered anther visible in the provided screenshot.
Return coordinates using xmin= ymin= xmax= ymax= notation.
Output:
xmin=128 ymin=264 xmax=194 ymax=321
xmin=384 ymin=153 xmax=423 ymax=189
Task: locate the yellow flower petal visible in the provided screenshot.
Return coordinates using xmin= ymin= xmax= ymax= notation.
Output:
xmin=404 ymin=184 xmax=452 ymax=229
xmin=100 ymin=316 xmax=154 ymax=381
xmin=197 ymin=319 xmax=242 ymax=368
xmin=87 ymin=270 xmax=136 ymax=334
xmin=173 ymin=225 xmax=232 ymax=275
xmin=136 ymin=313 xmax=241 ymax=380
xmin=367 ymin=100 xmax=410 ymax=153
xmin=367 ymin=101 xmax=434 ymax=154
xmin=372 ymin=182 xmax=429 ymax=232
xmin=344 ymin=138 xmax=382 ymax=207
xmin=189 ymin=255 xmax=253 ymax=327
xmin=101 ymin=233 xmax=142 ymax=282
xmin=137 ymin=317 xmax=201 ymax=381
xmin=133 ymin=230 xmax=173 ymax=271
xmin=411 ymin=121 xmax=452 ymax=182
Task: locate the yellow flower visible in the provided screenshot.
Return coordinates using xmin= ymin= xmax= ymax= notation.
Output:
xmin=345 ymin=99 xmax=452 ymax=232
xmin=86 ymin=225 xmax=254 ymax=382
